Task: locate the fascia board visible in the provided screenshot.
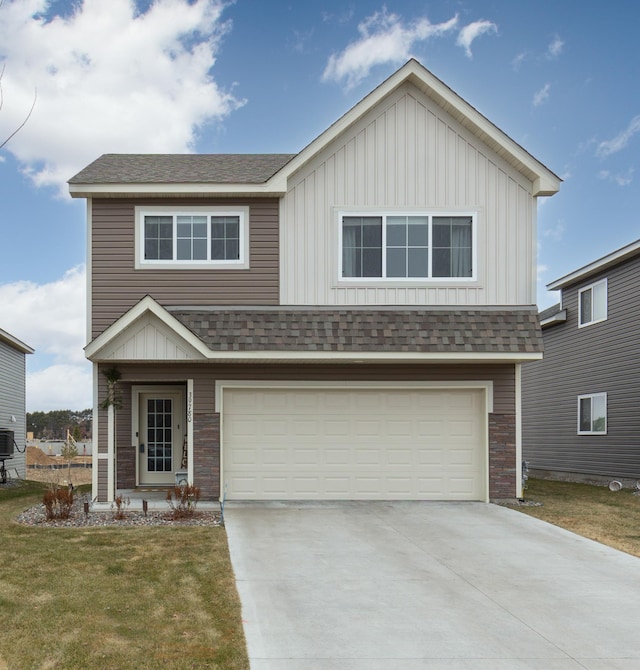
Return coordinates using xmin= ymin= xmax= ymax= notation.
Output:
xmin=85 ymin=296 xmax=210 ymax=360
xmin=548 ymin=239 xmax=640 ymax=290
xmin=68 ymin=183 xmax=286 ymax=199
xmin=89 ymin=350 xmax=542 ymax=363
xmin=270 ymin=59 xmax=560 ymax=196
xmin=0 ymin=329 xmax=34 ymax=354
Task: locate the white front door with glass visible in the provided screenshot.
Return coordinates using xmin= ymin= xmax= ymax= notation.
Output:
xmin=138 ymin=389 xmax=185 ymax=485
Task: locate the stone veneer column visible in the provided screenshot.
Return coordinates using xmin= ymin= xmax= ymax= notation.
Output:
xmin=193 ymin=412 xmax=220 ymax=500
xmin=488 ymin=413 xmax=516 ymax=500
xmin=116 ymin=446 xmax=136 ymax=489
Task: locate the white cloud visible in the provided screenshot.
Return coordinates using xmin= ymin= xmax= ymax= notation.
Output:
xmin=456 ymin=20 xmax=498 ymax=59
xmin=533 ymin=83 xmax=551 ymax=107
xmin=512 ymin=51 xmax=527 ymax=70
xmin=0 ymin=0 xmax=243 ymax=194
xmin=27 ymin=364 xmax=92 ymax=412
xmin=0 ymin=265 xmax=91 ymax=411
xmin=322 ymin=8 xmax=458 ymax=89
xmin=599 ymin=168 xmax=634 ymax=186
xmin=546 ymin=36 xmax=564 ymax=59
xmin=596 ymin=115 xmax=640 ymax=157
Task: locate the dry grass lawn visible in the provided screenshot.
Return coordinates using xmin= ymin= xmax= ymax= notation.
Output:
xmin=516 ymin=477 xmax=640 ymax=558
xmin=0 ymin=481 xmax=249 ymax=670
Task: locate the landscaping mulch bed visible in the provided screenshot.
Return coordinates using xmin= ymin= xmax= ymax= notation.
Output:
xmin=14 ymin=497 xmax=222 ymax=528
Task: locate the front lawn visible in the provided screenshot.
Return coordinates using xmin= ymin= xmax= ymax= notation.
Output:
xmin=0 ymin=481 xmax=249 ymax=669
xmin=516 ymin=477 xmax=640 ymax=558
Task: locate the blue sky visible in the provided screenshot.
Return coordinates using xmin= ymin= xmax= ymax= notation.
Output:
xmin=1 ymin=0 xmax=639 ymax=410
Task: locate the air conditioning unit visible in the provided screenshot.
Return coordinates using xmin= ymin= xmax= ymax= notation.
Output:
xmin=0 ymin=430 xmax=15 ymax=458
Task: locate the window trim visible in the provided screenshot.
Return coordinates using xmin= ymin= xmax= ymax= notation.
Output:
xmin=578 ymin=278 xmax=607 ymax=328
xmin=135 ymin=205 xmax=250 ymax=270
xmin=337 ymin=209 xmax=477 ymax=283
xmin=577 ymin=392 xmax=607 ymax=435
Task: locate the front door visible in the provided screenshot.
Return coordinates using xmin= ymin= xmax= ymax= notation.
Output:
xmin=139 ymin=390 xmax=185 ymax=486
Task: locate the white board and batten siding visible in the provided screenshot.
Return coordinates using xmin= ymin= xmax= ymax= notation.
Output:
xmin=221 ymin=385 xmax=488 ymax=501
xmin=280 ymin=81 xmax=536 ymax=306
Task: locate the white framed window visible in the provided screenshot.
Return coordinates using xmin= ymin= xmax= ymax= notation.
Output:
xmin=339 ymin=211 xmax=475 ymax=280
xmin=577 ymin=393 xmax=607 ymax=435
xmin=578 ymin=279 xmax=607 ymax=327
xmin=135 ymin=206 xmax=249 ymax=269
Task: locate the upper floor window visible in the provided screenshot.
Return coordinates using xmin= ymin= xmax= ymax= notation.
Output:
xmin=340 ymin=212 xmax=475 ymax=280
xmin=578 ymin=279 xmax=607 ymax=327
xmin=136 ymin=206 xmax=249 ymax=270
xmin=578 ymin=393 xmax=607 ymax=435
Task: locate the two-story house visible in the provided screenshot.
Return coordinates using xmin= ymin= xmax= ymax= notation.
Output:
xmin=0 ymin=328 xmax=33 ymax=481
xmin=522 ymin=239 xmax=640 ymax=485
xmin=69 ymin=59 xmax=560 ymax=503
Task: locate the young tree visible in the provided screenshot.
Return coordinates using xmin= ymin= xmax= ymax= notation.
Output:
xmin=61 ymin=431 xmax=78 ymax=487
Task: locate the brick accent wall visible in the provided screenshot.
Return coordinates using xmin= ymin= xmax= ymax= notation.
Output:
xmin=117 ymin=446 xmax=136 ymax=489
xmin=193 ymin=412 xmax=220 ymax=500
xmin=489 ymin=413 xmax=516 ymax=499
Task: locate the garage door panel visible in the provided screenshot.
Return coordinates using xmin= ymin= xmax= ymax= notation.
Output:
xmin=223 ymin=388 xmax=485 ymax=501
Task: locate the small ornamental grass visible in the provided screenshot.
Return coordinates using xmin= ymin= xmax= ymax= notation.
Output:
xmin=42 ymin=485 xmax=74 ymax=520
xmin=166 ymin=484 xmax=201 ymax=519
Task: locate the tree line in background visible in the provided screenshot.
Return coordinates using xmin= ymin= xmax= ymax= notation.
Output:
xmin=27 ymin=410 xmax=92 ymax=441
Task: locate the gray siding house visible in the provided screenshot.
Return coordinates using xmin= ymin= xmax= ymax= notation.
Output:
xmin=0 ymin=328 xmax=34 ymax=479
xmin=68 ymin=59 xmax=560 ymax=504
xmin=522 ymin=239 xmax=640 ymax=484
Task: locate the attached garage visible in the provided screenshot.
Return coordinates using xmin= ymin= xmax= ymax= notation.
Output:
xmin=220 ymin=384 xmax=489 ymax=501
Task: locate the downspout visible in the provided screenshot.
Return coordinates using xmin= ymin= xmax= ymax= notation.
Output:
xmin=515 ymin=363 xmax=523 ymax=499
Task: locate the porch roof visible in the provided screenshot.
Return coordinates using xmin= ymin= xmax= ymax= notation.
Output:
xmin=168 ymin=307 xmax=543 ymax=355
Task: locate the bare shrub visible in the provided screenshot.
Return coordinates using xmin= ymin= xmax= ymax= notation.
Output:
xmin=111 ymin=494 xmax=130 ymax=520
xmin=42 ymin=486 xmax=74 ymax=520
xmin=166 ymin=484 xmax=201 ymax=519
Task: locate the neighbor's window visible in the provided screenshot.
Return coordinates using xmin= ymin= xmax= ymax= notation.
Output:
xmin=578 ymin=393 xmax=607 ymax=435
xmin=340 ymin=212 xmax=474 ymax=279
xmin=137 ymin=207 xmax=248 ymax=269
xmin=578 ymin=279 xmax=607 ymax=327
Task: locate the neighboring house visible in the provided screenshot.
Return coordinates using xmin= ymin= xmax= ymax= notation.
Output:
xmin=523 ymin=239 xmax=640 ymax=485
xmin=68 ymin=59 xmax=560 ymax=504
xmin=0 ymin=328 xmax=34 ymax=480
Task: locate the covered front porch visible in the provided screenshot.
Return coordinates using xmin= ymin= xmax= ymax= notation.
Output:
xmin=90 ymin=487 xmax=222 ymax=512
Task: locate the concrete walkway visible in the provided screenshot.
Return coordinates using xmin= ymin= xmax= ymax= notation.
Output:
xmin=224 ymin=501 xmax=640 ymax=669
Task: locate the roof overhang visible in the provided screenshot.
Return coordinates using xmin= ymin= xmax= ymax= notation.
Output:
xmin=548 ymin=238 xmax=640 ymax=290
xmin=540 ymin=309 xmax=567 ymax=328
xmin=69 ymin=182 xmax=287 ymax=199
xmin=0 ymin=328 xmax=34 ymax=354
xmin=69 ymin=60 xmax=560 ymax=200
xmin=85 ymin=297 xmax=542 ymax=364
xmin=275 ymin=59 xmax=560 ymax=197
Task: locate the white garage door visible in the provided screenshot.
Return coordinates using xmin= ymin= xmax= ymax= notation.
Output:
xmin=222 ymin=387 xmax=486 ymax=501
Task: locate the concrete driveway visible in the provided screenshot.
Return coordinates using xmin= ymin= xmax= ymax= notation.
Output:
xmin=224 ymin=501 xmax=640 ymax=669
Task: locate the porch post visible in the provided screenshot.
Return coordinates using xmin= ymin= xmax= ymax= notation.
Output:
xmin=187 ymin=379 xmax=194 ymax=484
xmin=107 ymin=403 xmax=115 ymax=502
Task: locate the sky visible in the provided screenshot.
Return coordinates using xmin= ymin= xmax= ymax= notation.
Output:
xmin=1 ymin=0 xmax=639 ymax=412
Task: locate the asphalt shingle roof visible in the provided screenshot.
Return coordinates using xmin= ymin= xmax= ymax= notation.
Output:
xmin=68 ymin=153 xmax=297 ymax=184
xmin=169 ymin=308 xmax=543 ymax=354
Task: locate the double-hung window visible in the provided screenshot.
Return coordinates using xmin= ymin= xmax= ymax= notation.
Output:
xmin=577 ymin=393 xmax=607 ymax=435
xmin=578 ymin=279 xmax=607 ymax=327
xmin=137 ymin=206 xmax=249 ymax=269
xmin=340 ymin=212 xmax=474 ymax=280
